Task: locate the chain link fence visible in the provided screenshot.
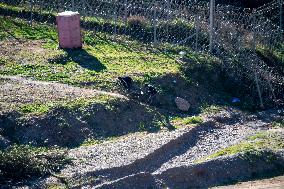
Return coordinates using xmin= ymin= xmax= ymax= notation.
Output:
xmin=1 ymin=0 xmax=282 ymax=49
xmin=1 ymin=0 xmax=284 ymax=107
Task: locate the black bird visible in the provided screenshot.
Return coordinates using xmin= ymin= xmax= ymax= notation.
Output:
xmin=145 ymin=84 xmax=157 ymax=96
xmin=117 ymin=76 xmax=133 ymax=90
xmin=144 ymin=84 xmax=158 ymax=103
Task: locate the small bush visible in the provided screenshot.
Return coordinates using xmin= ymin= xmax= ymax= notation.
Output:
xmin=271 ymin=120 xmax=284 ymax=128
xmin=0 ymin=145 xmax=69 ymax=184
xmin=128 ymin=15 xmax=148 ymax=30
xmin=159 ymin=19 xmax=195 ymax=42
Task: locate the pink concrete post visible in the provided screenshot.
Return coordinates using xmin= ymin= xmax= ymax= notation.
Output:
xmin=56 ymin=11 xmax=82 ymax=49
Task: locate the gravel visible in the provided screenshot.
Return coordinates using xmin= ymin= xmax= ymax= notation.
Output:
xmin=57 ymin=108 xmax=283 ymax=187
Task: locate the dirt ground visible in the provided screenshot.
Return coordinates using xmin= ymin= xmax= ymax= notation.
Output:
xmin=0 ymin=39 xmax=62 ymax=64
xmin=0 ymin=75 xmax=125 ymax=113
xmin=212 ymin=175 xmax=284 ymax=189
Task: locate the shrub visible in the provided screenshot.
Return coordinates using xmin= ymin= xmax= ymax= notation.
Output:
xmin=127 ymin=15 xmax=148 ymax=30
xmin=0 ymin=145 xmax=69 ymax=184
xmin=159 ymin=19 xmax=195 ymax=42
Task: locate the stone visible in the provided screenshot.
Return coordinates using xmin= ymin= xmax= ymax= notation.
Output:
xmin=175 ymin=97 xmax=190 ymax=111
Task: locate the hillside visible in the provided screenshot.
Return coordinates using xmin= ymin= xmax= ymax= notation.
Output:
xmin=0 ymin=2 xmax=284 ymax=189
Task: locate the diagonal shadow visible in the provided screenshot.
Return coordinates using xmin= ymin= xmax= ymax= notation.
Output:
xmin=53 ymin=48 xmax=107 ymax=72
xmin=84 ymin=121 xmax=218 ymax=183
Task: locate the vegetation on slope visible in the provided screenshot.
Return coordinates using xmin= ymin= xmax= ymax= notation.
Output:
xmin=0 ymin=145 xmax=69 ymax=185
xmin=0 ymin=2 xmax=283 ymax=186
xmin=200 ymin=131 xmax=284 ymax=162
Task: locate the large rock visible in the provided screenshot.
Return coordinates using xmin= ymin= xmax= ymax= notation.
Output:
xmin=175 ymin=97 xmax=190 ymax=112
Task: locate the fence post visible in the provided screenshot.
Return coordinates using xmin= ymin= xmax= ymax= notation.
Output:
xmin=153 ymin=2 xmax=158 ymax=46
xmin=280 ymin=0 xmax=283 ymax=39
xmin=252 ymin=10 xmax=257 ymax=51
xmin=56 ymin=0 xmax=60 ymax=13
xmin=29 ymin=0 xmax=33 ymax=26
xmin=254 ymin=68 xmax=264 ymax=109
xmin=209 ymin=0 xmax=215 ymax=53
xmin=166 ymin=0 xmax=171 ymax=41
xmin=82 ymin=0 xmax=87 ymax=26
xmin=195 ymin=14 xmax=200 ymax=52
xmin=124 ymin=0 xmax=128 ymax=26
xmin=114 ymin=2 xmax=118 ymax=37
xmin=251 ymin=10 xmax=264 ymax=108
xmin=72 ymin=0 xmax=75 ymax=11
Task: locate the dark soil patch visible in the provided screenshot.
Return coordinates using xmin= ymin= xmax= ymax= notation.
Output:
xmin=0 ymin=98 xmax=172 ymax=148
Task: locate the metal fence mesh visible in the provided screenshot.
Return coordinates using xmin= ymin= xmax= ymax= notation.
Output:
xmin=1 ymin=0 xmax=284 ymax=106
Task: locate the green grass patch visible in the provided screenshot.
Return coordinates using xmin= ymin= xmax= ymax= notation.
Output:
xmin=19 ymin=95 xmax=116 ymax=116
xmin=198 ymin=131 xmax=284 ymax=163
xmin=0 ymin=16 xmax=184 ymax=90
xmin=20 ymin=103 xmax=50 ymax=115
xmin=171 ymin=116 xmax=203 ymax=128
xmin=0 ymin=16 xmax=57 ymax=42
xmin=256 ymin=44 xmax=284 ymax=71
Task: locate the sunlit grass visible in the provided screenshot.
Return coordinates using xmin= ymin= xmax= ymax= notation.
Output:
xmin=18 ymin=94 xmax=116 ymax=116
xmin=197 ymin=131 xmax=284 ymax=163
xmin=0 ymin=16 xmax=183 ymax=90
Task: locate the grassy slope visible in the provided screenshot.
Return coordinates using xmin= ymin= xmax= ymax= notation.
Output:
xmin=0 ymin=3 xmax=225 ymax=150
xmin=0 ymin=12 xmax=224 ymax=112
xmin=0 ymin=15 xmax=181 ymax=88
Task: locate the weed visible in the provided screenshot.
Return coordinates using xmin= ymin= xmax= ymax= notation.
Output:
xmin=201 ymin=105 xmax=223 ymax=114
xmin=139 ymin=122 xmax=147 ymax=132
xmin=271 ymin=120 xmax=284 ymax=128
xmin=171 ymin=116 xmax=203 ymax=128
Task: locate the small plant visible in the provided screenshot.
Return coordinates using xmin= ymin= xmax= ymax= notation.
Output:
xmin=81 ymin=137 xmax=118 ymax=147
xmin=271 ymin=120 xmax=284 ymax=128
xmin=171 ymin=116 xmax=203 ymax=128
xmin=201 ymin=105 xmax=222 ymax=114
xmin=184 ymin=116 xmax=203 ymax=124
xmin=138 ymin=122 xmax=146 ymax=131
xmin=159 ymin=19 xmax=195 ymax=42
xmin=19 ymin=103 xmax=50 ymax=115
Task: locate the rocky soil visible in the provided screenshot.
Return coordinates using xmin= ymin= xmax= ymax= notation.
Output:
xmin=0 ymin=76 xmax=283 ymax=188
xmin=32 ymin=108 xmax=284 ymax=188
